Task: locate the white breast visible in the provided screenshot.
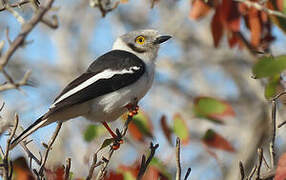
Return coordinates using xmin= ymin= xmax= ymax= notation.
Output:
xmin=83 ymin=62 xmax=155 ymax=122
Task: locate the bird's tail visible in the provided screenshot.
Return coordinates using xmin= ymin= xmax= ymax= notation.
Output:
xmin=10 ymin=115 xmax=48 ymax=149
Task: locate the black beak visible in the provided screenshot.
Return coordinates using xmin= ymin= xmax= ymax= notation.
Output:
xmin=154 ymin=35 xmax=172 ymax=44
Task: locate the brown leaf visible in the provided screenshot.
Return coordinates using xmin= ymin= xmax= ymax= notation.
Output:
xmin=104 ymin=171 xmax=124 ymax=180
xmin=211 ymin=6 xmax=224 ymax=47
xmin=45 ymin=166 xmax=65 ymax=180
xmin=248 ymin=8 xmax=262 ymax=47
xmin=160 ymin=115 xmax=173 ymax=145
xmin=221 ymin=0 xmax=241 ymax=32
xmin=202 ymin=129 xmax=235 ymax=152
xmin=275 ymin=153 xmax=286 ymax=180
xmin=189 ymin=0 xmax=211 ymax=20
xmin=13 ymin=157 xmax=35 ymax=180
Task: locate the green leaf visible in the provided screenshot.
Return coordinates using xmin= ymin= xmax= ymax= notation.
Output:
xmin=173 ymin=114 xmax=190 ymax=145
xmin=265 ymin=75 xmax=280 ymax=99
xmin=83 ymin=124 xmax=106 ymax=142
xmin=123 ymin=171 xmax=136 ymax=180
xmin=84 ymin=125 xmax=97 ymax=142
xmin=252 ymin=55 xmax=286 ymax=78
xmin=193 ymin=97 xmax=234 ymax=123
xmin=99 ymin=138 xmax=113 ymax=150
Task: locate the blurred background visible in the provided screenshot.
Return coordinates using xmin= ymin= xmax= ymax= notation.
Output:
xmin=1 ymin=0 xmax=286 ymax=179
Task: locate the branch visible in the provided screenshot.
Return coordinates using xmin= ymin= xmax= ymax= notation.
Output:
xmin=0 ymin=0 xmax=39 ymax=12
xmin=38 ymin=122 xmax=62 ymax=179
xmin=137 ymin=142 xmax=159 ymax=180
xmin=86 ymin=153 xmax=103 ymax=180
xmin=3 ymin=114 xmax=19 ymax=180
xmin=234 ymin=0 xmax=286 ymax=19
xmin=64 ymin=158 xmax=71 ymax=180
xmin=239 ymin=161 xmax=245 ymax=180
xmin=255 ymin=148 xmax=263 ymax=180
xmin=176 ymin=137 xmax=181 ymax=180
xmin=0 ymin=0 xmax=55 ymax=70
xmin=0 ymin=70 xmax=31 ymax=92
xmin=270 ymin=100 xmax=277 ymax=168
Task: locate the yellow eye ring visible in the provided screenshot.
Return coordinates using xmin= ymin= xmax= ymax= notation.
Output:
xmin=135 ymin=36 xmax=145 ymax=45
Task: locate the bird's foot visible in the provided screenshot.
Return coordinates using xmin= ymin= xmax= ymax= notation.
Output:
xmin=101 ymin=122 xmax=123 ymax=150
xmin=125 ymin=98 xmax=139 ymax=117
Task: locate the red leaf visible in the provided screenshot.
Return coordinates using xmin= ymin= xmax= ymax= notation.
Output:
xmin=128 ymin=121 xmax=144 ymax=141
xmin=211 ymin=7 xmax=224 ymax=47
xmin=221 ymin=0 xmax=241 ymax=32
xmin=160 ymin=115 xmax=173 ymax=145
xmin=276 ymin=0 xmax=283 ymax=11
xmin=248 ymin=8 xmax=262 ymax=47
xmin=189 ymin=0 xmax=211 ymax=20
xmin=104 ymin=171 xmax=124 ymax=180
xmin=202 ymin=129 xmax=235 ymax=152
xmin=45 ymin=166 xmax=65 ymax=180
xmin=275 ymin=153 xmax=286 ymax=180
xmin=13 ymin=157 xmax=35 ymax=180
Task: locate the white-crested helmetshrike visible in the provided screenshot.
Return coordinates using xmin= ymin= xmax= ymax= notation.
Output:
xmin=11 ymin=29 xmax=171 ymax=148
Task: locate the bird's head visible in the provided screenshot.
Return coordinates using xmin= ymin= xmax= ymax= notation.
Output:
xmin=112 ymin=29 xmax=171 ymax=62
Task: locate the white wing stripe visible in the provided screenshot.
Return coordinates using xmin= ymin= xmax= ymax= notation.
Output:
xmin=52 ymin=67 xmax=139 ymax=106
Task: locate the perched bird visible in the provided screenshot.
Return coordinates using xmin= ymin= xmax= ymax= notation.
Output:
xmin=11 ymin=29 xmax=171 ymax=148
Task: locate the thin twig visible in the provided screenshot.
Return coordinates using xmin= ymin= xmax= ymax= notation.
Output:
xmin=278 ymin=121 xmax=286 ymax=128
xmin=248 ymin=165 xmax=257 ymax=180
xmin=38 ymin=122 xmax=62 ymax=179
xmin=64 ymin=158 xmax=71 ymax=180
xmin=239 ymin=161 xmax=245 ymax=180
xmin=0 ymin=0 xmax=31 ymax=12
xmin=0 ymin=70 xmax=31 ymax=92
xmin=3 ymin=114 xmax=18 ymax=180
xmin=270 ymin=100 xmax=276 ymax=168
xmin=137 ymin=142 xmax=159 ymax=180
xmin=96 ymin=0 xmax=119 ymax=17
xmin=95 ymin=150 xmax=114 ymax=180
xmin=41 ymin=15 xmax=59 ymax=29
xmin=184 ymin=168 xmax=191 ymax=180
xmin=176 ymin=137 xmax=181 ymax=180
xmin=255 ymin=148 xmax=263 ymax=180
xmin=86 ymin=153 xmax=103 ymax=180
xmin=234 ymin=0 xmax=286 ymax=19
xmin=0 ymin=0 xmax=55 ymax=70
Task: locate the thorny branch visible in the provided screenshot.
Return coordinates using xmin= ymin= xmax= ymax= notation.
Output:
xmin=0 ymin=0 xmax=39 ymax=12
xmin=234 ymin=0 xmax=286 ymax=19
xmin=38 ymin=122 xmax=62 ymax=179
xmin=137 ymin=142 xmax=159 ymax=180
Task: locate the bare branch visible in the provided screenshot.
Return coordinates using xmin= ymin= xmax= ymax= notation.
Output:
xmin=137 ymin=142 xmax=159 ymax=180
xmin=38 ymin=122 xmax=62 ymax=179
xmin=248 ymin=165 xmax=257 ymax=180
xmin=255 ymin=148 xmax=263 ymax=180
xmin=0 ymin=0 xmax=55 ymax=71
xmin=239 ymin=161 xmax=245 ymax=180
xmin=234 ymin=0 xmax=286 ymax=19
xmin=41 ymin=15 xmax=59 ymax=29
xmin=3 ymin=114 xmax=18 ymax=180
xmin=86 ymin=153 xmax=103 ymax=180
xmin=64 ymin=158 xmax=71 ymax=180
xmin=176 ymin=137 xmax=181 ymax=180
xmin=270 ymin=100 xmax=276 ymax=168
xmin=184 ymin=168 xmax=191 ymax=180
xmin=0 ymin=70 xmax=32 ymax=92
xmin=0 ymin=0 xmax=33 ymax=12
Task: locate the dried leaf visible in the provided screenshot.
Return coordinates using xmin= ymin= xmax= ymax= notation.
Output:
xmin=211 ymin=6 xmax=224 ymax=47
xmin=202 ymin=129 xmax=235 ymax=152
xmin=248 ymin=7 xmax=262 ymax=47
xmin=104 ymin=171 xmax=124 ymax=180
xmin=275 ymin=153 xmax=286 ymax=180
xmin=173 ymin=114 xmax=190 ymax=145
xmin=189 ymin=0 xmax=211 ymax=19
xmin=128 ymin=110 xmax=153 ymax=142
xmin=160 ymin=115 xmax=173 ymax=145
xmin=13 ymin=157 xmax=34 ymax=180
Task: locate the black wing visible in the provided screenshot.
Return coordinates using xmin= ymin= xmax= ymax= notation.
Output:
xmin=47 ymin=50 xmax=145 ymax=116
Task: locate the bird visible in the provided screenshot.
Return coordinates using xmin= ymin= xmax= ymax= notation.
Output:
xmin=11 ymin=29 xmax=171 ymax=148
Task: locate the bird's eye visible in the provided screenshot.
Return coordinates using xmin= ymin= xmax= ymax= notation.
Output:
xmin=135 ymin=36 xmax=145 ymax=45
